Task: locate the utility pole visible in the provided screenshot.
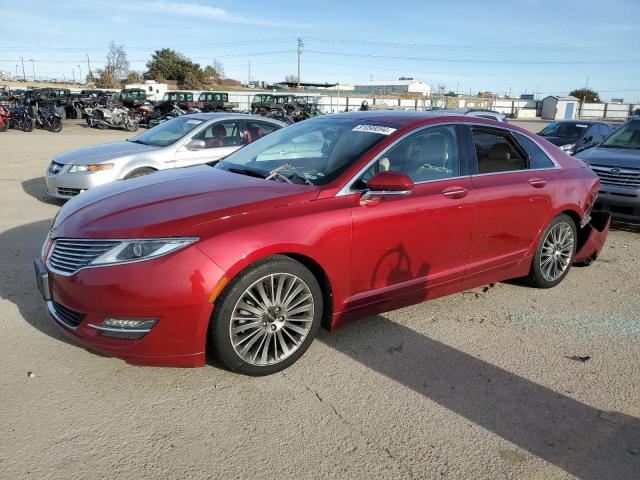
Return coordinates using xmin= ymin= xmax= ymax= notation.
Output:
xmin=72 ymin=68 xmax=75 ymax=83
xmin=15 ymin=64 xmax=18 ymax=77
xmin=20 ymin=57 xmax=26 ymax=81
xmin=86 ymin=54 xmax=92 ymax=79
xmin=78 ymin=65 xmax=82 ymax=84
xmin=248 ymin=60 xmax=251 ymax=86
xmin=29 ymin=59 xmax=35 ymax=81
xmin=296 ymin=38 xmax=304 ymax=91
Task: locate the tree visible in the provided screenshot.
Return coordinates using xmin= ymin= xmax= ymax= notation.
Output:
xmin=284 ymin=74 xmax=297 ymax=83
xmin=569 ymin=88 xmax=600 ymax=102
xmin=104 ymin=42 xmax=129 ymax=80
xmin=145 ymin=48 xmax=205 ymax=88
xmin=126 ymin=71 xmax=142 ymax=84
xmin=85 ymin=71 xmax=95 ymax=84
xmin=94 ymin=69 xmax=118 ymax=88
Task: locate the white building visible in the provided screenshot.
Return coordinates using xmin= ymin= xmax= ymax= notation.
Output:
xmin=541 ymin=95 xmax=580 ymax=120
xmin=124 ymin=80 xmax=168 ymax=101
xmin=355 ymin=79 xmax=431 ymax=96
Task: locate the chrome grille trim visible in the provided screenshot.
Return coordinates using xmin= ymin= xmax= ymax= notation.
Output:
xmin=590 ymin=165 xmax=640 ymax=188
xmin=48 ymin=239 xmax=120 ymax=275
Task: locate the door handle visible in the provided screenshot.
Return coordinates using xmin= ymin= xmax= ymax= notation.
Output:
xmin=528 ymin=178 xmax=547 ymax=188
xmin=441 ymin=186 xmax=468 ymax=199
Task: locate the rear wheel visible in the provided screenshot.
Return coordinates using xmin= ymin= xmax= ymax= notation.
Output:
xmin=211 ymin=256 xmax=322 ymax=376
xmin=48 ymin=118 xmax=62 ymax=133
xmin=21 ymin=118 xmax=33 ymax=132
xmin=525 ymin=214 xmax=577 ymax=288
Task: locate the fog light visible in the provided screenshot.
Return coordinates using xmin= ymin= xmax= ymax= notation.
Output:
xmin=88 ymin=317 xmax=158 ymax=340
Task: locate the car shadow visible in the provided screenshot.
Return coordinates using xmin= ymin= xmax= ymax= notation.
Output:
xmin=320 ymin=316 xmax=640 ymax=480
xmin=21 ymin=176 xmax=65 ymax=206
xmin=611 ymin=219 xmax=640 ymax=234
xmin=0 ymin=219 xmax=77 ymax=347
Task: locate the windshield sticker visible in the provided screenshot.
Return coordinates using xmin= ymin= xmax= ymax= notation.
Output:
xmin=352 ymin=124 xmax=397 ymax=135
xmin=576 ymin=124 xmax=588 ymax=128
xmin=185 ymin=119 xmax=203 ymax=125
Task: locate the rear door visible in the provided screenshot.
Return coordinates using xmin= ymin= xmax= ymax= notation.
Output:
xmin=463 ymin=125 xmax=558 ymax=279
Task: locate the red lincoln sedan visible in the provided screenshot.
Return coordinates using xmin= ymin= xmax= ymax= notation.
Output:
xmin=35 ymin=112 xmax=610 ymax=375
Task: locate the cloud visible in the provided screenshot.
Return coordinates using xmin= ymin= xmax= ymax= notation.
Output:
xmin=118 ymin=1 xmax=307 ymax=28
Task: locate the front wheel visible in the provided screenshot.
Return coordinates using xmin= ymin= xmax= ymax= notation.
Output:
xmin=21 ymin=118 xmax=33 ymax=132
xmin=124 ymin=119 xmax=139 ymax=132
xmin=48 ymin=117 xmax=62 ymax=133
xmin=0 ymin=121 xmax=7 ymax=132
xmin=211 ymin=256 xmax=323 ymax=376
xmin=525 ymin=214 xmax=577 ymax=288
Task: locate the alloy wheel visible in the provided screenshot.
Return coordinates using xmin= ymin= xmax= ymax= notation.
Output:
xmin=229 ymin=273 xmax=314 ymax=366
xmin=540 ymin=221 xmax=575 ymax=282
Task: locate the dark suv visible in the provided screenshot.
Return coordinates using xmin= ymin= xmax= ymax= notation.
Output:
xmin=538 ymin=120 xmax=614 ymax=155
xmin=576 ymin=120 xmax=640 ymax=221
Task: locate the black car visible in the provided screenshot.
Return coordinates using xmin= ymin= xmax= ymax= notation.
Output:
xmin=538 ymin=120 xmax=614 ymax=155
xmin=576 ymin=120 xmax=640 ymax=221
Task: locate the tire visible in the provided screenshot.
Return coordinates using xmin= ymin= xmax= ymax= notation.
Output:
xmin=124 ymin=120 xmax=139 ymax=132
xmin=525 ymin=214 xmax=577 ymax=288
xmin=0 ymin=121 xmax=7 ymax=132
xmin=48 ymin=118 xmax=62 ymax=133
xmin=211 ymin=255 xmax=323 ymax=376
xmin=123 ymin=167 xmax=156 ymax=179
xmin=21 ymin=118 xmax=33 ymax=132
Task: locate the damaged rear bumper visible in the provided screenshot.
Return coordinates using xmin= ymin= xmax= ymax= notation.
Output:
xmin=573 ymin=211 xmax=611 ymax=266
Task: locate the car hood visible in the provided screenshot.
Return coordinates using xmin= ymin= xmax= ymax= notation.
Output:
xmin=538 ymin=136 xmax=577 ymax=147
xmin=53 ymin=141 xmax=158 ymax=165
xmin=52 ymin=166 xmax=319 ymax=239
xmin=575 ymin=146 xmax=640 ymax=168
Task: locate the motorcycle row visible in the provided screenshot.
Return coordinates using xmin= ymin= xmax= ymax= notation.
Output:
xmin=0 ymin=88 xmax=324 ymax=134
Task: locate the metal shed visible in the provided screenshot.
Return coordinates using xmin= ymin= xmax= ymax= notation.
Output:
xmin=541 ymin=95 xmax=579 ymax=120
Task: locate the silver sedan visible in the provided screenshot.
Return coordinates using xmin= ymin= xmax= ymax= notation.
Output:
xmin=45 ymin=113 xmax=285 ymax=199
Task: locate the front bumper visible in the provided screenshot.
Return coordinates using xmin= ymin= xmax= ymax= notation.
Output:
xmin=594 ymin=185 xmax=640 ymax=221
xmin=37 ymin=245 xmax=225 ymax=367
xmin=45 ymin=169 xmax=120 ymax=199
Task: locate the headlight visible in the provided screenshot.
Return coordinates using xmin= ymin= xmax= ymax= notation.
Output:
xmin=89 ymin=238 xmax=198 ymax=266
xmin=68 ymin=163 xmax=114 ymax=173
xmin=559 ymin=143 xmax=575 ymax=153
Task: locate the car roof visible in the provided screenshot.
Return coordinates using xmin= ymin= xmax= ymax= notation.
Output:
xmin=322 ymin=110 xmax=505 ymax=128
xmin=183 ymin=112 xmax=287 ymax=125
xmin=550 ymin=119 xmax=600 ymax=124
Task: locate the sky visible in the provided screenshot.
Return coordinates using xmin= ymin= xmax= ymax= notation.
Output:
xmin=1 ymin=0 xmax=639 ymax=100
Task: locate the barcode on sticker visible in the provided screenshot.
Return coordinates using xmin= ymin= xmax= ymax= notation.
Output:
xmin=352 ymin=125 xmax=397 ymax=135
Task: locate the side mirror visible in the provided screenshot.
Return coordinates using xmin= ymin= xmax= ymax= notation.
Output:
xmin=185 ymin=139 xmax=205 ymax=151
xmin=361 ymin=171 xmax=414 ymax=205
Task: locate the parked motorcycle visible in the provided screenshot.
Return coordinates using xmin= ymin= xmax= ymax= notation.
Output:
xmin=13 ymin=105 xmax=33 ymax=132
xmin=89 ymin=106 xmax=139 ymax=131
xmin=0 ymin=104 xmax=12 ymax=132
xmin=34 ymin=102 xmax=63 ymax=132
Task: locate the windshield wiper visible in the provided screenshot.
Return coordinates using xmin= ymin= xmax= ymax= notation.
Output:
xmin=266 ymin=163 xmax=314 ymax=185
xmin=600 ymin=144 xmax=637 ymax=150
xmin=127 ymin=139 xmax=147 ymax=145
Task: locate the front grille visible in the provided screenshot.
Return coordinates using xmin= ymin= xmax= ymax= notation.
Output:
xmin=591 ymin=165 xmax=640 ymax=189
xmin=48 ymin=239 xmax=119 ymax=274
xmin=57 ymin=187 xmax=81 ymax=197
xmin=51 ymin=301 xmax=86 ymax=328
xmin=48 ymin=161 xmax=64 ymax=175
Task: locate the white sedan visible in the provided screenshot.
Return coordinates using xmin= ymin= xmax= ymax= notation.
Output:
xmin=45 ymin=113 xmax=285 ymax=199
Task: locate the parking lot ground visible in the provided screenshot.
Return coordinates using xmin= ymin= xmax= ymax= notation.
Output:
xmin=1 ymin=120 xmax=639 ymax=479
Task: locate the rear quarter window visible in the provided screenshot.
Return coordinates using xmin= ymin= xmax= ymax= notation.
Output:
xmin=513 ymin=132 xmax=555 ymax=169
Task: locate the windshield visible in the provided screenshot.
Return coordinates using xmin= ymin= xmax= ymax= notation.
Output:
xmin=600 ymin=121 xmax=640 ymax=150
xmin=539 ymin=121 xmax=589 ymax=139
xmin=215 ymin=117 xmax=399 ymax=185
xmin=128 ymin=116 xmax=205 ymax=147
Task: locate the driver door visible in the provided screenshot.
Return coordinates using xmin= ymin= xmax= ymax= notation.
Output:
xmin=175 ymin=120 xmax=244 ymax=167
xmin=349 ymin=125 xmax=476 ymax=311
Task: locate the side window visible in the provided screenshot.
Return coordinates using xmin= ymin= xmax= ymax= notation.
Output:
xmin=246 ymin=121 xmax=280 ymax=143
xmin=513 ymin=132 xmax=555 ymax=169
xmin=359 ymin=125 xmax=460 ymax=184
xmin=193 ymin=121 xmax=242 ymax=148
xmin=472 ymin=129 xmax=526 ymax=174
